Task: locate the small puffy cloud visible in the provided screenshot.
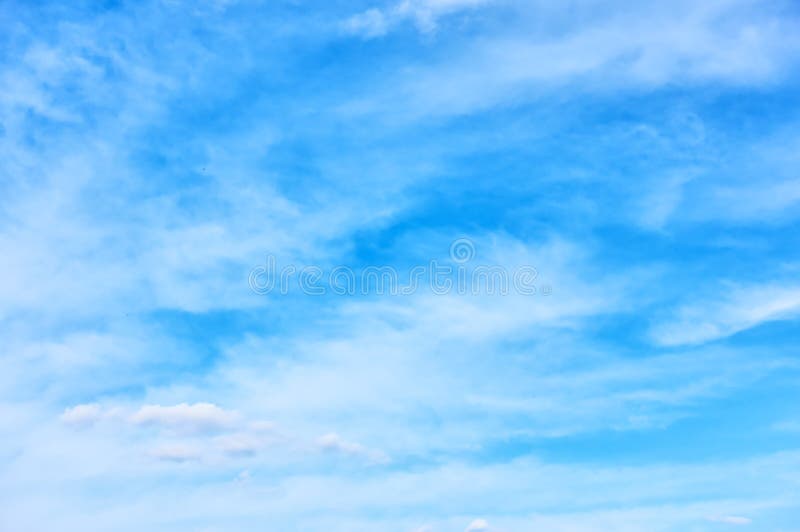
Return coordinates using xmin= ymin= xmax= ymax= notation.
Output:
xmin=316 ymin=432 xmax=390 ymax=464
xmin=317 ymin=432 xmax=359 ymax=453
xmin=465 ymin=518 xmax=490 ymax=531
xmin=60 ymin=404 xmax=103 ymax=427
xmin=59 ymin=402 xmax=287 ymax=462
xmin=130 ymin=403 xmax=238 ymax=433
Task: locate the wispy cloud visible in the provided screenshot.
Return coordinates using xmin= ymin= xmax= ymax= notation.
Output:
xmin=344 ymin=0 xmax=495 ymax=37
xmin=3 ymin=0 xmax=800 ymax=530
xmin=343 ymin=0 xmax=800 ymax=118
xmin=651 ymin=283 xmax=800 ymax=346
xmin=130 ymin=403 xmax=240 ymax=433
xmin=707 ymin=515 xmax=753 ymax=526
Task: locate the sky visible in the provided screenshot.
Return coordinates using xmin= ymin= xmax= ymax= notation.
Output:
xmin=2 ymin=0 xmax=800 ymax=530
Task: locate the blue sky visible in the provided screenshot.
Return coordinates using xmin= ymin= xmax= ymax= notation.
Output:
xmin=2 ymin=0 xmax=800 ymax=530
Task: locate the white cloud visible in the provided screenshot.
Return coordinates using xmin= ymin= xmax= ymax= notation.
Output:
xmin=651 ymin=284 xmax=800 ymax=346
xmin=316 ymin=433 xmax=390 ymax=464
xmin=58 ymin=401 xmax=397 ymax=466
xmin=172 ymin=235 xmax=798 ymax=457
xmin=60 ymin=404 xmax=104 ymax=427
xmin=344 ymin=0 xmax=800 ymax=118
xmin=130 ymin=403 xmax=239 ymax=433
xmin=8 ymin=402 xmax=800 ymax=530
xmin=4 ymin=2 xmax=800 ymax=530
xmin=707 ymin=515 xmax=753 ymax=525
xmin=344 ymin=0 xmax=493 ymax=37
xmin=465 ymin=518 xmax=490 ymax=531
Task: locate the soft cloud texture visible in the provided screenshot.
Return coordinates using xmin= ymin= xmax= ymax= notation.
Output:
xmin=130 ymin=403 xmax=240 ymax=433
xmin=651 ymin=284 xmax=800 ymax=346
xmin=3 ymin=0 xmax=800 ymax=530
